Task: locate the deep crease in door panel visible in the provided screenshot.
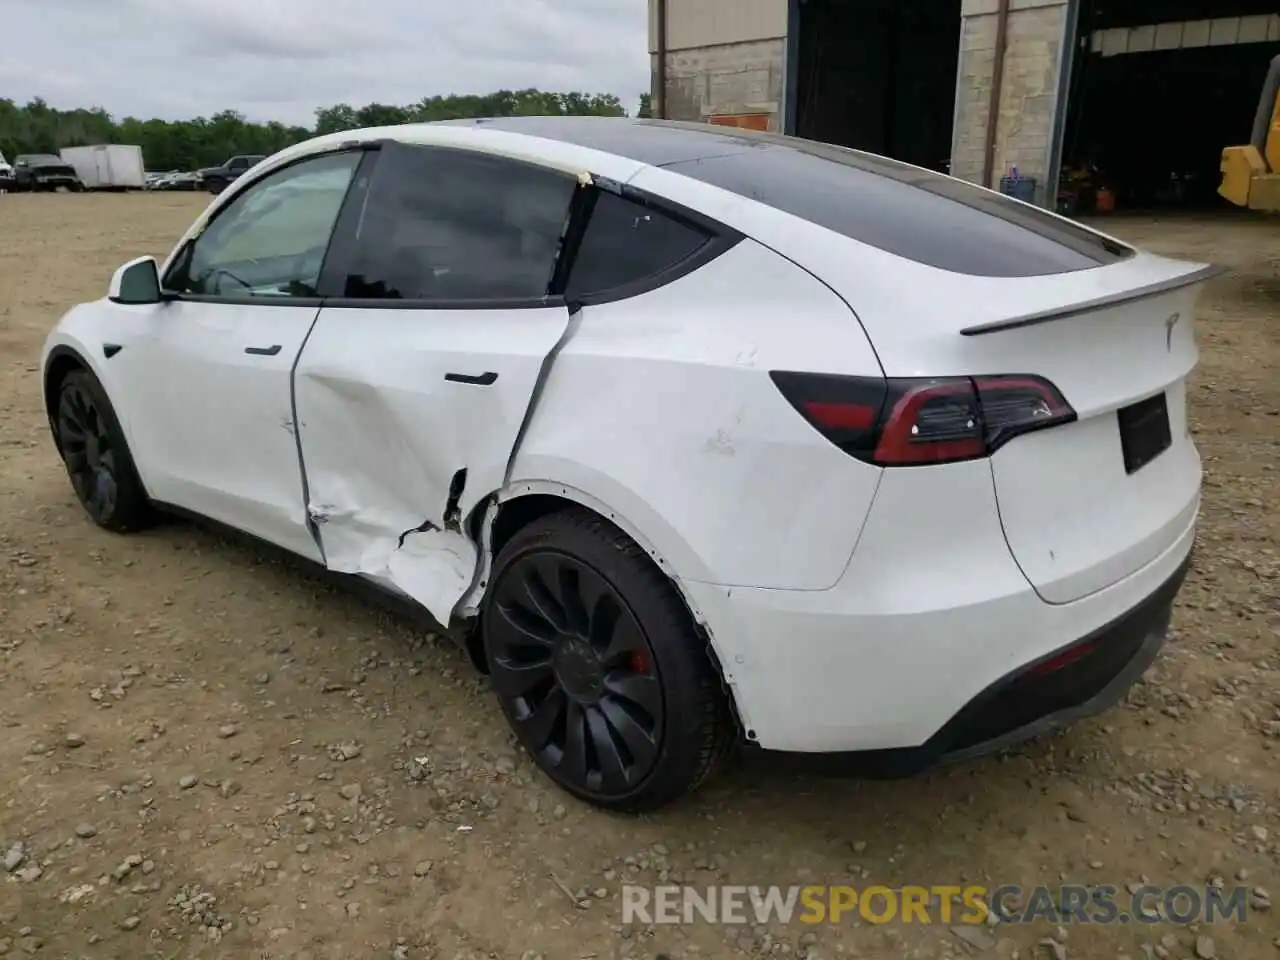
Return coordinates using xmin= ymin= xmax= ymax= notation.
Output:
xmin=297 ymin=309 xmax=582 ymax=628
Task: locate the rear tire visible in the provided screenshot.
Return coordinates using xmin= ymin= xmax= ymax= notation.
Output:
xmin=482 ymin=508 xmax=735 ymax=812
xmin=54 ymin=369 xmax=153 ymax=533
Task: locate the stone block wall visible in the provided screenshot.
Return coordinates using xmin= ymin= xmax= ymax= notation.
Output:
xmin=951 ymin=0 xmax=1072 ymax=199
xmin=654 ymin=39 xmax=786 ymax=130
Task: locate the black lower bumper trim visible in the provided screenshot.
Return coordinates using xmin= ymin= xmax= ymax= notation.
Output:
xmin=746 ymin=548 xmax=1194 ymax=779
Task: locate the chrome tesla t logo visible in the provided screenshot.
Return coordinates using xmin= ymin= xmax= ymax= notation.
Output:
xmin=1165 ymin=313 xmax=1180 ymax=352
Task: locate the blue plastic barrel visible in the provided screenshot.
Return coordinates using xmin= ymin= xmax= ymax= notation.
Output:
xmin=999 ymin=176 xmax=1037 ymax=203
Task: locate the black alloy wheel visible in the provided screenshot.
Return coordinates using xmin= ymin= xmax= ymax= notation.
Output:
xmin=55 ymin=370 xmax=151 ymax=532
xmin=483 ymin=509 xmax=734 ymax=812
xmin=58 ymin=378 xmax=118 ymax=523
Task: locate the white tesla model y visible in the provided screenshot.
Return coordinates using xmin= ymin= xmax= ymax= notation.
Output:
xmin=42 ymin=118 xmax=1213 ymax=811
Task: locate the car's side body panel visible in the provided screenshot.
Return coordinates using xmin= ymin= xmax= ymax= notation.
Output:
xmin=41 ymin=299 xmax=324 ymax=562
xmin=108 ymin=300 xmax=324 ymax=561
xmin=294 ymin=304 xmax=574 ymax=623
xmin=44 ymin=304 xmax=158 ymax=457
xmin=508 ymin=236 xmax=884 ymax=593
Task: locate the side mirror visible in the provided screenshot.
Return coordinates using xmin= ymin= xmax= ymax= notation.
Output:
xmin=108 ymin=256 xmax=163 ymax=305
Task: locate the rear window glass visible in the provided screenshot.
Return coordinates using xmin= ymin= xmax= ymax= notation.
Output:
xmin=663 ymin=138 xmax=1132 ymax=277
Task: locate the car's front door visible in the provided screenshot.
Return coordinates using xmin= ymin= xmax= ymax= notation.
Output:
xmin=116 ymin=149 xmax=365 ymax=560
xmin=293 ymin=141 xmax=580 ymax=622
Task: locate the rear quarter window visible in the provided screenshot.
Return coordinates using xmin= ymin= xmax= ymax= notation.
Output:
xmin=567 ymin=190 xmax=712 ymax=299
xmin=664 ymin=139 xmax=1133 ymax=278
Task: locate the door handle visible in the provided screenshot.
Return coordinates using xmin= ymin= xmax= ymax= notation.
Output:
xmin=444 ymin=371 xmax=498 ymax=386
xmin=244 ymin=344 xmax=282 ymax=356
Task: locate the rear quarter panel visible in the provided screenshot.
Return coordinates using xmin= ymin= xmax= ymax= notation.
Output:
xmin=510 ymin=236 xmax=885 ymax=591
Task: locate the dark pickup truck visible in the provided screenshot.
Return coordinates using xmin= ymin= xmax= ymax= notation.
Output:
xmin=196 ymin=154 xmax=265 ymax=195
xmin=11 ymin=154 xmax=83 ymax=192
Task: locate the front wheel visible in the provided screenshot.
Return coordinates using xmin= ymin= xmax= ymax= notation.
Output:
xmin=482 ymin=508 xmax=735 ymax=812
xmin=55 ymin=369 xmax=153 ymax=533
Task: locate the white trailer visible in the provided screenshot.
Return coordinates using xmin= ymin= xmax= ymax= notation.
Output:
xmin=59 ymin=144 xmax=146 ymax=190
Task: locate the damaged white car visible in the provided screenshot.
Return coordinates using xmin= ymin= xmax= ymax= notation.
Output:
xmin=43 ymin=118 xmax=1211 ymax=812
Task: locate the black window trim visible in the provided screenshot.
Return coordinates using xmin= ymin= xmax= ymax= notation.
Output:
xmin=158 ymin=138 xmax=746 ymax=314
xmin=316 ymin=143 xmax=745 ymax=312
xmin=160 ymin=144 xmax=377 ymax=309
xmin=562 ymin=177 xmax=744 ymax=309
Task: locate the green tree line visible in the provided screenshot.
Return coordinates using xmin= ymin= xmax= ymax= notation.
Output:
xmin=0 ymin=89 xmax=652 ymax=173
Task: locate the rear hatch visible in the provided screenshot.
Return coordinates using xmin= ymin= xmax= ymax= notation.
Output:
xmin=849 ymin=253 xmax=1212 ymax=604
xmin=959 ymin=268 xmax=1208 ymax=602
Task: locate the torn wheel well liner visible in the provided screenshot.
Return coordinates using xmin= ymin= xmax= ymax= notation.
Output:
xmin=485 ymin=493 xmax=576 ymax=558
xmin=459 ymin=493 xmax=576 ymax=673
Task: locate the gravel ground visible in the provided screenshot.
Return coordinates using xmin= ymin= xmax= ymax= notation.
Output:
xmin=0 ymin=194 xmax=1276 ymax=960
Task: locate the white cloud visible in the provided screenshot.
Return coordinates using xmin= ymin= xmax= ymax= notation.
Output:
xmin=0 ymin=0 xmax=649 ymax=126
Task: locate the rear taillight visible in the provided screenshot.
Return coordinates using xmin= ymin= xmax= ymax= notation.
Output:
xmin=770 ymin=371 xmax=1076 ymax=467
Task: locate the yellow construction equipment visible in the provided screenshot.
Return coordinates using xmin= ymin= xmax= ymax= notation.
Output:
xmin=1220 ymin=55 xmax=1280 ymax=212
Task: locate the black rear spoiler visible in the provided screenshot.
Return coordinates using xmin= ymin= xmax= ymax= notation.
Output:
xmin=959 ymin=263 xmax=1225 ymax=336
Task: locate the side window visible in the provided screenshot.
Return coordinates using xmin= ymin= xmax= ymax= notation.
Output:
xmin=167 ymin=151 xmax=360 ymax=299
xmin=337 ymin=143 xmax=577 ymax=301
xmin=228 ymin=158 xmax=247 ymax=172
xmin=566 ymin=190 xmax=711 ymax=299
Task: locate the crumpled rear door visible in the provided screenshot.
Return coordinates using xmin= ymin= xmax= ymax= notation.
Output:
xmin=293 ymin=304 xmax=573 ymax=624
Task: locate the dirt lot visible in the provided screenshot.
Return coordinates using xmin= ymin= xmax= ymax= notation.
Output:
xmin=0 ymin=194 xmax=1276 ymax=960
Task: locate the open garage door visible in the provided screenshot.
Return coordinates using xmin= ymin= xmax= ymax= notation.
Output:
xmin=792 ymin=0 xmax=961 ymax=173
xmin=1061 ymin=2 xmax=1280 ymax=210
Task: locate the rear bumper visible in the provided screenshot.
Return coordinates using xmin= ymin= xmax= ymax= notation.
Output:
xmin=783 ymin=550 xmax=1188 ymax=777
xmin=682 ymin=458 xmax=1198 ymax=756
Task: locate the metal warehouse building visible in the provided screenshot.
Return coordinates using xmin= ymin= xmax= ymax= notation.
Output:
xmin=647 ymin=0 xmax=1280 ymax=210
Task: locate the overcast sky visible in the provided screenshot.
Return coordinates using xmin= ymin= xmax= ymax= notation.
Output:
xmin=0 ymin=0 xmax=650 ymax=126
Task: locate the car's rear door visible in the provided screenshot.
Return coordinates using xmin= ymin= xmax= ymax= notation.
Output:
xmin=115 ymin=149 xmax=366 ymax=561
xmin=293 ymin=141 xmax=580 ymax=622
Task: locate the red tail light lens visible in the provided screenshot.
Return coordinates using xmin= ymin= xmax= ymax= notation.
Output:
xmin=770 ymin=371 xmax=1075 ymax=467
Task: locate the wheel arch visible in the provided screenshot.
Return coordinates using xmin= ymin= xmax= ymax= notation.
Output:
xmin=460 ymin=483 xmax=743 ymax=736
xmin=42 ymin=340 xmax=154 ymax=499
xmin=43 ymin=344 xmax=93 ymax=444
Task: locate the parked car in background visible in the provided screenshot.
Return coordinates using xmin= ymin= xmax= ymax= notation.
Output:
xmin=41 ymin=118 xmax=1211 ymax=812
xmin=12 ymin=154 xmax=83 ymax=191
xmin=0 ymin=152 xmax=13 ymax=192
xmin=61 ymin=145 xmax=146 ymax=190
xmin=196 ymin=154 xmax=265 ymax=194
xmin=150 ymin=172 xmax=200 ymax=191
xmin=144 ymin=171 xmax=175 ymax=189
